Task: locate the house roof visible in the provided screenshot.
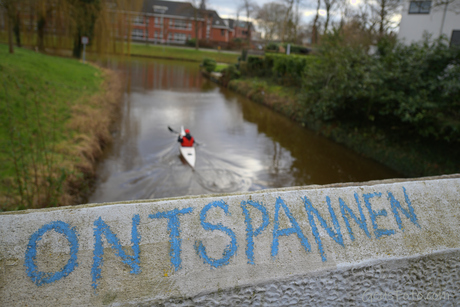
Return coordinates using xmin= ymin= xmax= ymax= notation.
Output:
xmin=224 ymin=19 xmax=235 ymax=29
xmin=143 ymin=0 xmax=196 ymax=18
xmin=202 ymin=9 xmax=226 ymax=27
xmin=141 ymin=0 xmax=229 ymax=28
xmin=224 ymin=18 xmax=253 ymax=30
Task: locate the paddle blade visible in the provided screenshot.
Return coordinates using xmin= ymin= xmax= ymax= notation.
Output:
xmin=168 ymin=126 xmax=178 ymax=134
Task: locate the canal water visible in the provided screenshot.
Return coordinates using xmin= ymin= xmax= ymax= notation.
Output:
xmin=88 ymin=57 xmax=401 ymax=204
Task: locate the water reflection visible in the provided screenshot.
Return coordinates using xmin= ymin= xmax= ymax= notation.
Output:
xmin=97 ymin=57 xmax=208 ymax=91
xmin=88 ymin=57 xmax=401 ymax=204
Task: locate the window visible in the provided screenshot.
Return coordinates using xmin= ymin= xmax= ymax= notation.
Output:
xmin=173 ymin=33 xmax=187 ymax=42
xmin=451 ymin=30 xmax=460 ymax=47
xmin=409 ymin=1 xmax=431 ymax=14
xmin=155 ymin=17 xmax=160 ymax=25
xmin=221 ymin=29 xmax=225 ymax=36
xmin=172 ymin=19 xmax=190 ymax=30
xmin=132 ymin=28 xmax=144 ymax=39
xmin=133 ymin=16 xmax=144 ymax=25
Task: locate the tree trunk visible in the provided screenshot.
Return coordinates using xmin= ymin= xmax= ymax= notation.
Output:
xmin=379 ymin=0 xmax=386 ymax=36
xmin=37 ymin=16 xmax=46 ymax=52
xmin=13 ymin=11 xmax=21 ymax=47
xmin=247 ymin=22 xmax=251 ymax=47
xmin=73 ymin=30 xmax=83 ymax=58
xmin=195 ymin=10 xmax=200 ymax=50
xmin=281 ymin=0 xmax=294 ymax=43
xmin=325 ymin=7 xmax=330 ymax=34
xmin=312 ymin=0 xmax=320 ymax=45
xmin=7 ymin=14 xmax=14 ymax=53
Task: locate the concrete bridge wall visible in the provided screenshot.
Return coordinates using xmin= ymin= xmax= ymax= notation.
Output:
xmin=1 ymin=175 xmax=459 ymax=306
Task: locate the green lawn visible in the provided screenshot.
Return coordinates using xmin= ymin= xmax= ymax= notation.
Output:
xmin=0 ymin=43 xmax=105 ymax=210
xmin=129 ymin=43 xmax=240 ymax=64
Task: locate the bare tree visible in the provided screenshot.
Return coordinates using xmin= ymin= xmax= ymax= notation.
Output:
xmin=188 ymin=0 xmax=206 ymax=49
xmin=280 ymin=0 xmax=295 ymax=42
xmin=35 ymin=0 xmax=67 ymax=52
xmin=323 ymin=0 xmax=339 ymax=33
xmin=312 ymin=0 xmax=321 ymax=44
xmin=283 ymin=0 xmax=303 ymax=43
xmin=239 ymin=0 xmax=258 ymax=46
xmin=256 ymin=2 xmax=287 ymax=40
xmin=0 ymin=0 xmax=19 ymax=53
xmin=431 ymin=0 xmax=460 ymax=14
xmin=370 ymin=0 xmax=401 ymax=36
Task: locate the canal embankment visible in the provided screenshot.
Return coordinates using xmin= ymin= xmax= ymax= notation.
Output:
xmin=0 ymin=44 xmax=123 ymax=211
xmin=226 ymin=77 xmax=459 ymax=178
xmin=201 ymin=41 xmax=460 ymax=179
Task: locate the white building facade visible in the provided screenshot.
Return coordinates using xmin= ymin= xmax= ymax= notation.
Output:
xmin=398 ymin=0 xmax=460 ymax=46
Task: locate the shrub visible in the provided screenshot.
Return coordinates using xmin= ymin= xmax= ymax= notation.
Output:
xmin=239 ymin=53 xmax=317 ymax=86
xmin=265 ymin=42 xmax=279 ymax=52
xmin=220 ymin=64 xmax=240 ymax=87
xmin=185 ymin=38 xmax=196 ymax=47
xmin=241 ymin=49 xmax=248 ymax=61
xmin=267 ymin=54 xmax=318 ymax=86
xmin=302 ymin=32 xmax=460 ymax=143
xmin=247 ymin=56 xmax=264 ymax=72
xmin=281 ymin=43 xmax=311 ymax=55
xmin=202 ymin=58 xmax=217 ymax=73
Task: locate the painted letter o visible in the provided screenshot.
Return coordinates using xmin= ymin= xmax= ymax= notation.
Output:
xmin=24 ymin=221 xmax=79 ymax=286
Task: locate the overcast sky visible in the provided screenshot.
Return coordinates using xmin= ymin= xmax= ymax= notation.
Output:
xmin=209 ymin=0 xmax=318 ymax=22
xmin=202 ymin=0 xmax=401 ymax=32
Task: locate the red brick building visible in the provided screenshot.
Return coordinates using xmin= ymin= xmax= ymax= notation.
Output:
xmin=130 ymin=0 xmax=231 ymax=45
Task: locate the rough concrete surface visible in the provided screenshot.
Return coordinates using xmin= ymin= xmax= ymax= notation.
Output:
xmin=1 ymin=176 xmax=459 ymax=306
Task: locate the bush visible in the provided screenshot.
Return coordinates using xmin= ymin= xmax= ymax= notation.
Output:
xmin=265 ymin=43 xmax=311 ymax=55
xmin=302 ymin=32 xmax=460 ymax=143
xmin=220 ymin=64 xmax=240 ymax=87
xmin=239 ymin=53 xmax=317 ymax=86
xmin=241 ymin=49 xmax=248 ymax=61
xmin=281 ymin=43 xmax=311 ymax=55
xmin=270 ymin=54 xmax=317 ymax=86
xmin=185 ymin=38 xmax=196 ymax=47
xmin=265 ymin=42 xmax=279 ymax=52
xmin=202 ymin=58 xmax=217 ymax=73
xmin=247 ymin=56 xmax=264 ymax=72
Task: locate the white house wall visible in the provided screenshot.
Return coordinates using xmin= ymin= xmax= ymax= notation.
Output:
xmin=398 ymin=0 xmax=460 ymax=44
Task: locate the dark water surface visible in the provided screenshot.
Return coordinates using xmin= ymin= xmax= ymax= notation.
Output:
xmin=88 ymin=57 xmax=401 ymax=203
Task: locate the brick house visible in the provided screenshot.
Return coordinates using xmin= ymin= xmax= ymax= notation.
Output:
xmin=130 ymin=0 xmax=231 ymax=45
xmin=224 ymin=19 xmax=260 ymax=42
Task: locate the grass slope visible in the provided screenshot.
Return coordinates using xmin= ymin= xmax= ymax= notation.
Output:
xmin=130 ymin=43 xmax=239 ymax=64
xmin=0 ymin=44 xmax=121 ymax=210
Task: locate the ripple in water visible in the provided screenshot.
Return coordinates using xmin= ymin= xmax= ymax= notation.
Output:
xmin=194 ymin=168 xmax=252 ymax=193
xmin=116 ymin=142 xmax=253 ymax=200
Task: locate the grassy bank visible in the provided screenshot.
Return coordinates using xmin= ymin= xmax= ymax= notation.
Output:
xmin=129 ymin=43 xmax=239 ymax=63
xmin=229 ymin=78 xmax=460 ymax=177
xmin=0 ymin=44 xmax=122 ymax=211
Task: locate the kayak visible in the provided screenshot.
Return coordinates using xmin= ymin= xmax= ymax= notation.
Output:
xmin=179 ymin=126 xmax=196 ymax=168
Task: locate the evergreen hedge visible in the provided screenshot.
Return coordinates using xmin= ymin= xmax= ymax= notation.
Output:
xmin=302 ymin=35 xmax=460 ymax=144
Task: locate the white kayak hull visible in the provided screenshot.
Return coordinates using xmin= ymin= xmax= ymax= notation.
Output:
xmin=179 ymin=146 xmax=196 ymax=168
xmin=179 ymin=126 xmax=196 ymax=168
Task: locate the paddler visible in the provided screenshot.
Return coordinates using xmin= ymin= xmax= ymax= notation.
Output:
xmin=178 ymin=129 xmax=194 ymax=147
